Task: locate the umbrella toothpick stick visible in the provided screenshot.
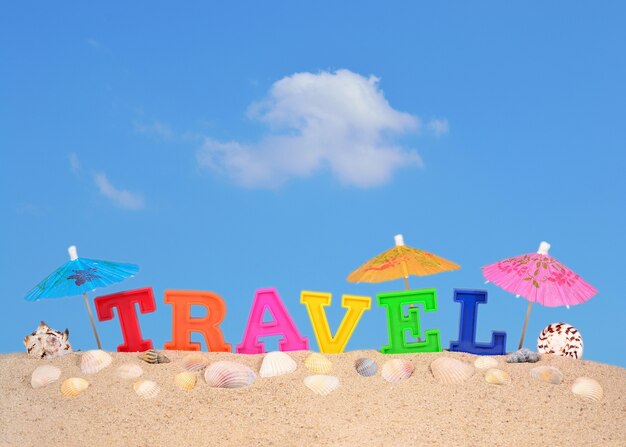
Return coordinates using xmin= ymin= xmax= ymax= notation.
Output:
xmin=518 ymin=301 xmax=533 ymax=350
xmin=82 ymin=292 xmax=102 ymax=350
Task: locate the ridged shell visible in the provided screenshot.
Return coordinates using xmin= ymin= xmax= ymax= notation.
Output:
xmin=60 ymin=377 xmax=89 ymax=397
xmin=31 ymin=365 xmax=62 ymax=389
xmin=484 ymin=368 xmax=511 ymax=385
xmin=304 ymin=353 xmax=333 ymax=374
xmin=116 ymin=363 xmax=143 ymax=379
xmin=259 ymin=351 xmax=297 ymax=378
xmin=80 ymin=350 xmax=113 ymax=374
xmin=133 ymin=380 xmax=160 ymax=399
xmin=381 ymin=359 xmax=414 ymax=383
xmin=430 ymin=357 xmax=474 ymax=384
xmin=181 ymin=353 xmax=209 ymax=372
xmin=537 ymin=322 xmax=583 ymax=359
xmin=354 ymin=358 xmax=378 ymax=377
xmin=304 ymin=375 xmax=340 ymax=396
xmin=204 ymin=361 xmax=256 ymax=388
xmin=571 ymin=377 xmax=603 ymax=401
xmin=474 ymin=356 xmax=499 ymax=369
xmin=138 ymin=349 xmax=170 ymax=364
xmin=530 ymin=366 xmax=563 ymax=385
xmin=175 ymin=372 xmax=197 ymax=391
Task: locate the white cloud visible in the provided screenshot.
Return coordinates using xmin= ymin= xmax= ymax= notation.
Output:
xmin=427 ymin=118 xmax=449 ymax=136
xmin=68 ymin=152 xmax=81 ymax=173
xmin=93 ymin=173 xmax=144 ymax=210
xmin=197 ymin=69 xmax=427 ymax=188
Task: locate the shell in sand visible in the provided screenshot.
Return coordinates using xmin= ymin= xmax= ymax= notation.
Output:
xmin=259 ymin=351 xmax=297 ymax=378
xmin=484 ymin=368 xmax=511 ymax=385
xmin=80 ymin=350 xmax=113 ymax=374
xmin=204 ymin=361 xmax=256 ymax=388
xmin=474 ymin=356 xmax=499 ymax=369
xmin=116 ymin=363 xmax=143 ymax=380
xmin=175 ymin=372 xmax=197 ymax=391
xmin=304 ymin=375 xmax=340 ymax=396
xmin=530 ymin=366 xmax=563 ymax=385
xmin=304 ymin=353 xmax=333 ymax=374
xmin=354 ymin=358 xmax=378 ymax=377
xmin=381 ymin=359 xmax=414 ymax=383
xmin=31 ymin=365 xmax=62 ymax=389
xmin=537 ymin=322 xmax=583 ymax=359
xmin=181 ymin=353 xmax=209 ymax=372
xmin=133 ymin=380 xmax=160 ymax=399
xmin=60 ymin=377 xmax=89 ymax=397
xmin=571 ymin=377 xmax=603 ymax=401
xmin=23 ymin=321 xmax=72 ymax=359
xmin=138 ymin=349 xmax=170 ymax=364
xmin=430 ymin=357 xmax=474 ymax=384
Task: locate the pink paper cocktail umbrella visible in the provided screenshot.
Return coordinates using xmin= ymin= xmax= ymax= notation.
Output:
xmin=482 ymin=242 xmax=597 ymax=350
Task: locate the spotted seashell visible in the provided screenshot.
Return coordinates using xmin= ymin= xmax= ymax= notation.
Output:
xmin=430 ymin=357 xmax=474 ymax=384
xmin=474 ymin=356 xmax=499 ymax=369
xmin=259 ymin=351 xmax=297 ymax=378
xmin=484 ymin=368 xmax=511 ymax=385
xmin=530 ymin=366 xmax=563 ymax=385
xmin=23 ymin=321 xmax=72 ymax=359
xmin=31 ymin=365 xmax=62 ymax=389
xmin=80 ymin=350 xmax=113 ymax=374
xmin=571 ymin=377 xmax=603 ymax=401
xmin=304 ymin=353 xmax=333 ymax=374
xmin=204 ymin=361 xmax=256 ymax=388
xmin=537 ymin=322 xmax=583 ymax=359
xmin=381 ymin=359 xmax=414 ymax=383
xmin=354 ymin=358 xmax=378 ymax=377
xmin=60 ymin=377 xmax=89 ymax=397
xmin=506 ymin=348 xmax=540 ymax=363
xmin=181 ymin=353 xmax=209 ymax=372
xmin=138 ymin=349 xmax=170 ymax=364
xmin=304 ymin=375 xmax=340 ymax=396
xmin=116 ymin=363 xmax=143 ymax=379
xmin=175 ymin=372 xmax=197 ymax=391
xmin=133 ymin=380 xmax=160 ymax=399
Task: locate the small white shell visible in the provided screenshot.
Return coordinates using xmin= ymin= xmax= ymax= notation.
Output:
xmin=80 ymin=350 xmax=113 ymax=374
xmin=133 ymin=380 xmax=160 ymax=399
xmin=381 ymin=359 xmax=414 ymax=383
xmin=175 ymin=372 xmax=197 ymax=391
xmin=530 ymin=366 xmax=563 ymax=385
xmin=304 ymin=375 xmax=340 ymax=396
xmin=430 ymin=357 xmax=474 ymax=384
xmin=116 ymin=363 xmax=143 ymax=379
xmin=259 ymin=351 xmax=297 ymax=378
xmin=204 ymin=361 xmax=256 ymax=388
xmin=304 ymin=353 xmax=333 ymax=374
xmin=484 ymin=368 xmax=511 ymax=385
xmin=60 ymin=377 xmax=89 ymax=397
xmin=181 ymin=353 xmax=209 ymax=372
xmin=537 ymin=322 xmax=583 ymax=359
xmin=354 ymin=358 xmax=378 ymax=377
xmin=31 ymin=365 xmax=62 ymax=389
xmin=571 ymin=377 xmax=603 ymax=401
xmin=474 ymin=356 xmax=499 ymax=370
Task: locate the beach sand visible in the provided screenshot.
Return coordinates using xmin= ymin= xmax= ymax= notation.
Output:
xmin=1 ymin=350 xmax=624 ymax=447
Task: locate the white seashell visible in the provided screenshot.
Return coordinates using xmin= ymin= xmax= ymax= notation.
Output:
xmin=60 ymin=377 xmax=89 ymax=397
xmin=474 ymin=356 xmax=499 ymax=369
xmin=175 ymin=372 xmax=197 ymax=391
xmin=304 ymin=375 xmax=340 ymax=396
xmin=23 ymin=321 xmax=72 ymax=359
xmin=530 ymin=366 xmax=563 ymax=385
xmin=133 ymin=380 xmax=160 ymax=399
xmin=204 ymin=361 xmax=256 ymax=388
xmin=116 ymin=363 xmax=143 ymax=379
xmin=80 ymin=350 xmax=113 ymax=374
xmin=181 ymin=353 xmax=209 ymax=372
xmin=259 ymin=351 xmax=297 ymax=378
xmin=304 ymin=353 xmax=333 ymax=374
xmin=381 ymin=359 xmax=414 ymax=383
xmin=484 ymin=368 xmax=511 ymax=385
xmin=537 ymin=322 xmax=583 ymax=359
xmin=430 ymin=357 xmax=474 ymax=384
xmin=354 ymin=358 xmax=378 ymax=377
xmin=571 ymin=377 xmax=603 ymax=401
xmin=31 ymin=365 xmax=62 ymax=389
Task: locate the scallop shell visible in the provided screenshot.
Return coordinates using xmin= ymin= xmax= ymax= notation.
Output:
xmin=138 ymin=349 xmax=170 ymax=364
xmin=354 ymin=358 xmax=378 ymax=377
xmin=31 ymin=365 xmax=62 ymax=389
xmin=181 ymin=353 xmax=209 ymax=372
xmin=304 ymin=375 xmax=340 ymax=396
xmin=484 ymin=368 xmax=511 ymax=385
xmin=175 ymin=372 xmax=197 ymax=391
xmin=304 ymin=353 xmax=333 ymax=374
xmin=530 ymin=366 xmax=563 ymax=385
xmin=80 ymin=350 xmax=113 ymax=374
xmin=204 ymin=361 xmax=256 ymax=388
xmin=381 ymin=359 xmax=414 ymax=383
xmin=537 ymin=322 xmax=583 ymax=359
xmin=474 ymin=356 xmax=499 ymax=369
xmin=430 ymin=357 xmax=474 ymax=384
xmin=116 ymin=363 xmax=143 ymax=379
xmin=133 ymin=380 xmax=160 ymax=399
xmin=571 ymin=377 xmax=603 ymax=401
xmin=259 ymin=351 xmax=297 ymax=378
xmin=60 ymin=377 xmax=89 ymax=397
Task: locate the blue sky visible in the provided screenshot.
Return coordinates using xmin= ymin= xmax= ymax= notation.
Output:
xmin=2 ymin=2 xmax=625 ymax=368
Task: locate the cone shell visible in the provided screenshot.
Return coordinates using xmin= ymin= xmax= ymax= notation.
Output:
xmin=571 ymin=377 xmax=603 ymax=401
xmin=138 ymin=349 xmax=170 ymax=364
xmin=133 ymin=380 xmax=160 ymax=399
xmin=530 ymin=366 xmax=563 ymax=385
xmin=430 ymin=357 xmax=474 ymax=384
xmin=354 ymin=358 xmax=378 ymax=377
xmin=537 ymin=322 xmax=583 ymax=359
xmin=116 ymin=363 xmax=143 ymax=379
xmin=204 ymin=361 xmax=256 ymax=388
xmin=80 ymin=350 xmax=113 ymax=374
xmin=175 ymin=372 xmax=197 ymax=391
xmin=181 ymin=353 xmax=209 ymax=372
xmin=60 ymin=377 xmax=89 ymax=397
xmin=474 ymin=356 xmax=499 ymax=370
xmin=304 ymin=353 xmax=333 ymax=374
xmin=484 ymin=368 xmax=511 ymax=385
xmin=381 ymin=359 xmax=414 ymax=383
xmin=259 ymin=351 xmax=297 ymax=378
xmin=31 ymin=365 xmax=62 ymax=389
xmin=304 ymin=375 xmax=340 ymax=396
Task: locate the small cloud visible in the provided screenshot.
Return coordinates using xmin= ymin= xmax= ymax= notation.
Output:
xmin=427 ymin=118 xmax=449 ymax=136
xmin=68 ymin=152 xmax=81 ymax=173
xmin=93 ymin=173 xmax=144 ymax=210
xmin=134 ymin=121 xmax=174 ymax=139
